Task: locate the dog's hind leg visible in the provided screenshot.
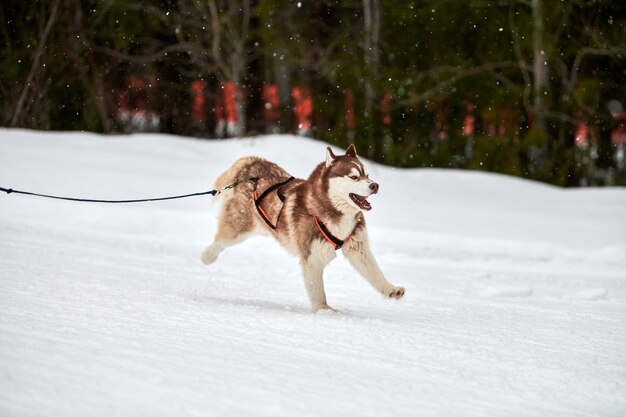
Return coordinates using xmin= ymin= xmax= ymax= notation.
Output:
xmin=201 ymin=243 xmax=222 ymax=265
xmin=201 ymin=237 xmax=228 ymax=265
xmin=201 ymin=233 xmax=249 ymax=265
xmin=201 ymin=201 xmax=256 ymax=265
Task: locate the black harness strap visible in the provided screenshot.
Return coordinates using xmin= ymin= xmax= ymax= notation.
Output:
xmin=253 ymin=176 xmax=295 ymax=230
xmin=252 ymin=176 xmax=355 ymax=250
xmin=313 ymin=216 xmax=346 ymax=250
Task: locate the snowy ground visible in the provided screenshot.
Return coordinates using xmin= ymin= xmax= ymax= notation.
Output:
xmin=1 ymin=128 xmax=625 ymax=417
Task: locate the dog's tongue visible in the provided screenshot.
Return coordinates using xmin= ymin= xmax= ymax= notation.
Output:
xmin=350 ymin=193 xmax=372 ymax=210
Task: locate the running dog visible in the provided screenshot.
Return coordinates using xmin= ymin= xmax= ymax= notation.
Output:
xmin=201 ymin=144 xmax=405 ymax=312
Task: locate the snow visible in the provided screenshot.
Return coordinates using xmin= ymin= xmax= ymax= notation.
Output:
xmin=1 ymin=128 xmax=625 ymax=417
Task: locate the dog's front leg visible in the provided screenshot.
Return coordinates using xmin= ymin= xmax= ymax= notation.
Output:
xmin=301 ymin=247 xmax=336 ymax=312
xmin=343 ymin=233 xmax=405 ymax=300
xmin=301 ymin=264 xmax=330 ymax=312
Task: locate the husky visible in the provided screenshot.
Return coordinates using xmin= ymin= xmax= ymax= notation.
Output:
xmin=201 ymin=144 xmax=405 ymax=312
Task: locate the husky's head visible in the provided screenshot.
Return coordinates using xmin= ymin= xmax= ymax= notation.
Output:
xmin=324 ymin=144 xmax=379 ymax=212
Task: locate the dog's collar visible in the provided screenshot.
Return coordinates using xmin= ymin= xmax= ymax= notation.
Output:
xmin=313 ymin=215 xmax=355 ymax=250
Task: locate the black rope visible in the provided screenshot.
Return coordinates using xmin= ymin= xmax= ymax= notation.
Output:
xmin=0 ymin=177 xmax=257 ymax=204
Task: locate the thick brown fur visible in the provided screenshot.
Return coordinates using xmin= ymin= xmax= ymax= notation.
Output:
xmin=202 ymin=145 xmax=405 ymax=312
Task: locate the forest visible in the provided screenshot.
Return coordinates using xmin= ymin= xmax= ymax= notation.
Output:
xmin=1 ymin=0 xmax=625 ymax=186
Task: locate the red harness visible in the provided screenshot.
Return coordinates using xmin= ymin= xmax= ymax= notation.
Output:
xmin=253 ymin=177 xmax=356 ymax=250
xmin=312 ymin=215 xmax=356 ymax=250
xmin=253 ymin=177 xmax=294 ymax=230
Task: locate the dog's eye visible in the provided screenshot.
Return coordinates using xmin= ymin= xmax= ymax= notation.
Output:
xmin=349 ymin=175 xmax=359 ymax=180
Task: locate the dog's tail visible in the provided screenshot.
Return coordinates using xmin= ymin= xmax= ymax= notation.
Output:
xmin=213 ymin=156 xmax=260 ymax=199
xmin=214 ymin=166 xmax=236 ymax=191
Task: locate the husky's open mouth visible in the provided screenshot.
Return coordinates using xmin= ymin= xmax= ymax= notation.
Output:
xmin=349 ymin=193 xmax=372 ymax=210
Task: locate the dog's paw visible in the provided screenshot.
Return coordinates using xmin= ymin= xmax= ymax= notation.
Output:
xmin=385 ymin=286 xmax=405 ymax=300
xmin=314 ymin=304 xmax=339 ymax=314
xmin=200 ymin=245 xmax=219 ymax=265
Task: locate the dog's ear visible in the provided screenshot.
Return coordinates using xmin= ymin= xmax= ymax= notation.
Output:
xmin=345 ymin=144 xmax=357 ymax=158
xmin=325 ymin=147 xmax=336 ymax=167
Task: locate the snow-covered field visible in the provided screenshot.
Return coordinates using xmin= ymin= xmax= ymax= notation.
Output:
xmin=1 ymin=128 xmax=625 ymax=417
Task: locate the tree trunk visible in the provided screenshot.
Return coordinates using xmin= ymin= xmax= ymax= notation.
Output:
xmin=229 ymin=0 xmax=250 ymax=137
xmin=234 ymin=75 xmax=246 ymax=137
xmin=10 ymin=0 xmax=60 ymax=127
xmin=362 ymin=0 xmax=380 ymax=157
xmin=274 ymin=49 xmax=291 ymax=114
xmin=531 ymin=0 xmax=548 ymax=131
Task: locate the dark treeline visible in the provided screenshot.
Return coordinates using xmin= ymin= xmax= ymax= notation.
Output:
xmin=1 ymin=0 xmax=625 ymax=186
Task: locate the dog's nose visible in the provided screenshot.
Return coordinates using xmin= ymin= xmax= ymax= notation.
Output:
xmin=369 ymin=182 xmax=379 ymax=193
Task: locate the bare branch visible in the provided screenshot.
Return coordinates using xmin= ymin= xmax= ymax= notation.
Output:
xmin=207 ymin=0 xmax=229 ymax=79
xmin=93 ymin=42 xmax=211 ymax=67
xmin=509 ymin=1 xmax=532 ymax=110
xmin=11 ymin=0 xmax=61 ymax=126
xmin=393 ymin=61 xmax=518 ymax=109
xmin=569 ymin=46 xmax=626 ymax=91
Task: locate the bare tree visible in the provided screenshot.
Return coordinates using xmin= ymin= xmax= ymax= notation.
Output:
xmin=530 ymin=0 xmax=548 ymax=131
xmin=10 ymin=0 xmax=60 ymax=127
xmin=95 ymin=0 xmax=253 ymax=136
xmin=362 ymin=0 xmax=380 ymax=157
xmin=206 ymin=0 xmax=251 ymax=135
